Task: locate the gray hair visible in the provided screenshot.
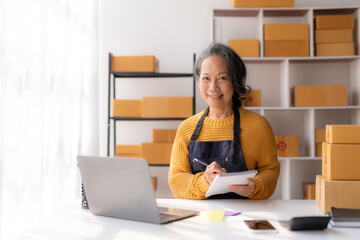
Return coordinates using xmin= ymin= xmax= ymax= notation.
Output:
xmin=194 ymin=43 xmax=250 ymax=107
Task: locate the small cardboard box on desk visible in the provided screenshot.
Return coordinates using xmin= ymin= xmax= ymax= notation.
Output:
xmin=316 ymin=125 xmax=360 ymax=213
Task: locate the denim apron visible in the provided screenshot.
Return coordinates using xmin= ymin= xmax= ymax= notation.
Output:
xmin=188 ymin=106 xmax=248 ymax=199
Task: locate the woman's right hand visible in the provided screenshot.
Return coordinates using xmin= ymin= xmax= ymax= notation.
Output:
xmin=204 ymin=161 xmax=226 ymax=185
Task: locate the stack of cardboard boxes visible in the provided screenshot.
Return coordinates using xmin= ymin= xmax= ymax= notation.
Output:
xmin=116 ymin=129 xmax=176 ymax=165
xmin=302 ymin=129 xmax=326 ymax=200
xmin=264 ymin=23 xmax=309 ymax=57
xmin=316 ymin=125 xmax=360 ymax=213
xmin=315 ymin=14 xmax=355 ymax=56
xmin=111 ymin=56 xmax=186 ymax=191
xmin=116 ymin=129 xmax=177 ymax=190
xmin=141 ymin=129 xmax=176 ymax=165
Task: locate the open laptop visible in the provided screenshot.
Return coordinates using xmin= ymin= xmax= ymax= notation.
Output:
xmin=77 ymin=155 xmax=198 ymax=224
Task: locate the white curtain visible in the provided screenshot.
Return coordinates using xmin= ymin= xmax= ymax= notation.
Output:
xmin=0 ymin=0 xmax=99 ymax=239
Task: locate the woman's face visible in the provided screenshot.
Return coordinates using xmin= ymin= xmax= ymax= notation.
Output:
xmin=198 ymin=55 xmax=234 ymax=110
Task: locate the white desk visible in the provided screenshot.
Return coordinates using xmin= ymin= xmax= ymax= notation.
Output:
xmin=13 ymin=199 xmax=359 ymax=240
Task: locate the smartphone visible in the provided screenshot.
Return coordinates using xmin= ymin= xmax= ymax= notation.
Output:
xmin=243 ymin=220 xmax=277 ymax=233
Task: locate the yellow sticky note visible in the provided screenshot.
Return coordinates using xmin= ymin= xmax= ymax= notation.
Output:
xmin=200 ymin=210 xmax=225 ymax=221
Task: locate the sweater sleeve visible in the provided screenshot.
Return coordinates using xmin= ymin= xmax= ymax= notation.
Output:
xmin=246 ymin=116 xmax=280 ymax=200
xmin=168 ymin=121 xmax=210 ymax=199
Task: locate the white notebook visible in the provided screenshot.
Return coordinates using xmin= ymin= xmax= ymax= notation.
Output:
xmin=205 ymin=170 xmax=258 ymax=197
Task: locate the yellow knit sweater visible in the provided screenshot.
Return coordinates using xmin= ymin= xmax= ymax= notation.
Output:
xmin=168 ymin=108 xmax=280 ymax=200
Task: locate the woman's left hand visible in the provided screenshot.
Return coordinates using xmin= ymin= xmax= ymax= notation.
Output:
xmin=228 ymin=178 xmax=256 ymax=197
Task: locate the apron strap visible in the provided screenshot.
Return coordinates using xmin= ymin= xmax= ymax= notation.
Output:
xmin=189 ymin=105 xmax=245 ymax=168
xmin=232 ymin=105 xmax=240 ymax=164
xmin=190 ymin=106 xmax=209 ymax=141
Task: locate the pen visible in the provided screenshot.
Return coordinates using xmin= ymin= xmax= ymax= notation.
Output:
xmin=193 ymin=158 xmax=209 ymax=167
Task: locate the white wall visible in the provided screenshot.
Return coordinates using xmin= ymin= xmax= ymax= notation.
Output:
xmin=99 ymin=0 xmax=360 ymax=154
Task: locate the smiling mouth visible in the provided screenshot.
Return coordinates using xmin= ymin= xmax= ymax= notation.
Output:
xmin=207 ymin=94 xmax=223 ymax=98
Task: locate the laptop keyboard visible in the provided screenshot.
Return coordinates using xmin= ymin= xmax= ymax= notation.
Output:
xmin=159 ymin=213 xmax=182 ymax=223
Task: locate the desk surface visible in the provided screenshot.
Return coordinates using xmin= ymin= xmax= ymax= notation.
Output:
xmin=13 ymin=199 xmax=359 ymax=240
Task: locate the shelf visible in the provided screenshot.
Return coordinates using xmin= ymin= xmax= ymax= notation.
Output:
xmin=214 ymin=9 xmax=260 ymax=17
xmin=242 ymin=56 xmax=360 ymax=63
xmin=107 ymin=52 xmax=196 ymax=182
xmin=213 ymin=7 xmax=359 ymax=17
xmin=313 ymin=7 xmax=359 ymax=15
xmin=213 ymin=6 xmax=360 ymax=200
xmin=111 ymin=72 xmax=193 ymax=78
xmin=263 ymin=9 xmax=309 ymax=17
xmin=245 ymin=106 xmax=360 ymax=111
xmin=110 ymin=117 xmax=187 ymax=121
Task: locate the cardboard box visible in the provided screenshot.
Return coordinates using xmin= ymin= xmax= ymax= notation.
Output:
xmin=229 ymin=39 xmax=260 ymax=57
xmin=316 ymin=14 xmax=354 ymax=30
xmin=316 ymin=175 xmax=360 ymax=213
xmin=275 ymin=136 xmax=299 ymax=157
xmin=244 ymin=89 xmax=261 ymax=107
xmin=264 ymin=40 xmax=309 ymax=57
xmin=316 ymin=143 xmax=322 ymax=157
xmin=230 ymin=0 xmax=294 ymax=7
xmin=303 ymin=182 xmax=315 ymax=200
xmin=326 ymin=125 xmax=360 ymax=144
xmin=264 ymin=24 xmax=309 ymax=41
xmin=316 ymin=42 xmax=355 ymax=56
xmin=293 ymin=85 xmax=347 ymax=107
xmin=153 ymin=129 xmax=177 ymax=143
xmin=315 ymin=129 xmax=325 ymax=157
xmin=315 ymin=129 xmax=326 ymax=143
xmin=152 ymin=177 xmax=157 ymax=191
xmin=111 ymin=56 xmax=159 ymax=72
xmin=322 ymin=142 xmax=360 ymax=180
xmin=113 ymin=99 xmax=142 ymax=117
xmin=315 ymin=29 xmax=353 ymax=43
xmin=141 ymin=143 xmax=173 ymax=165
xmin=116 ymin=145 xmax=141 ymax=158
xmin=142 ymin=97 xmax=193 ymax=118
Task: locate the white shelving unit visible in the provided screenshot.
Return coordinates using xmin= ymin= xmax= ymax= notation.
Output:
xmin=212 ymin=7 xmax=360 ymax=199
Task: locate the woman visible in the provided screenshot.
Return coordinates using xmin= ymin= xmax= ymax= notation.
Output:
xmin=168 ymin=43 xmax=280 ymax=199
